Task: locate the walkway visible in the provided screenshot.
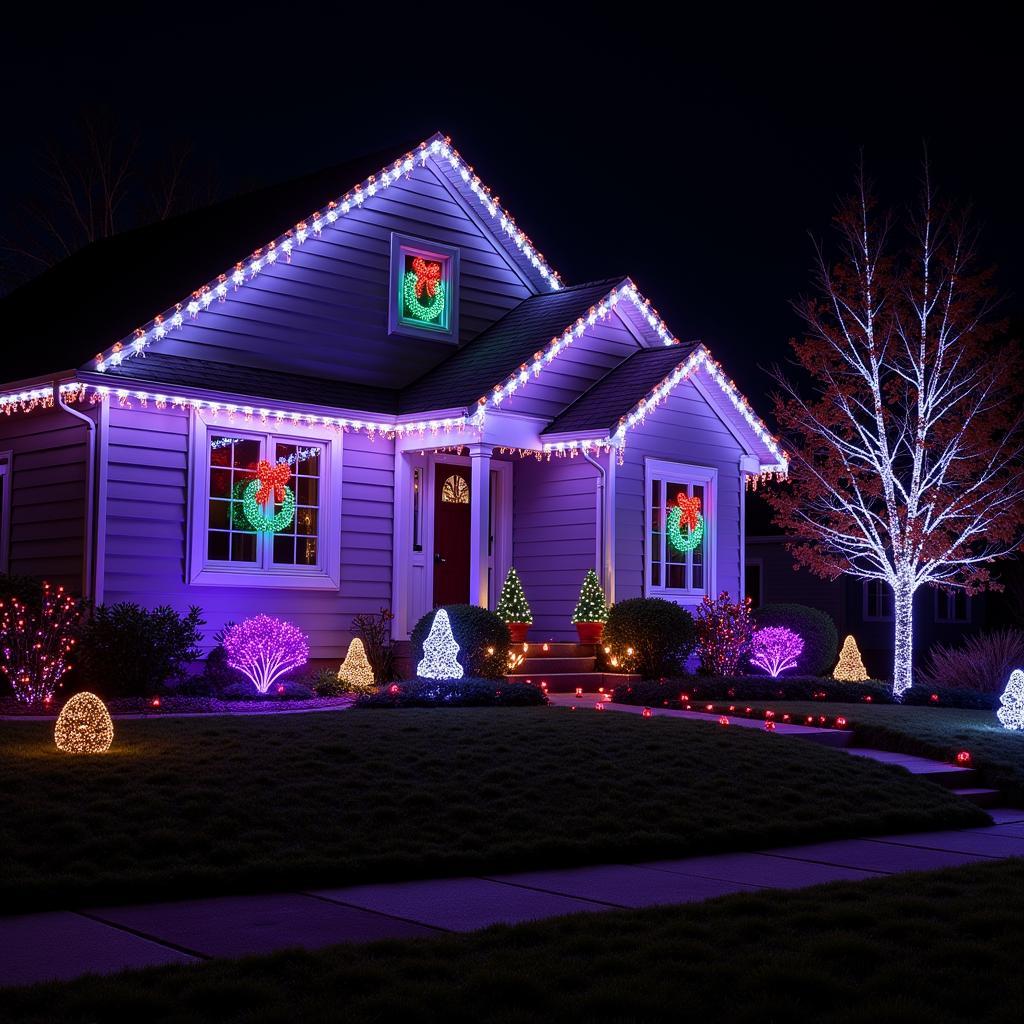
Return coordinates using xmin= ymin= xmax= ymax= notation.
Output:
xmin=2 ymin=692 xmax=1018 ymax=989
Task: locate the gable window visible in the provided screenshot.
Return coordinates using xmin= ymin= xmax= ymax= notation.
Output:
xmin=863 ymin=579 xmax=893 ymax=621
xmin=935 ymin=589 xmax=970 ymax=624
xmin=388 ymin=233 xmax=460 ymax=340
xmin=189 ymin=414 xmax=341 ymax=589
xmin=645 ymin=459 xmax=716 ymax=602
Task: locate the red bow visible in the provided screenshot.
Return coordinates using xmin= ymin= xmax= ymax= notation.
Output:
xmin=255 ymin=460 xmax=291 ymax=504
xmin=411 ymin=257 xmax=442 ymax=299
xmin=676 ymin=493 xmax=701 ymax=531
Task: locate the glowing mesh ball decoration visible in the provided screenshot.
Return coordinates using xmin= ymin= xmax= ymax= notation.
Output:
xmin=223 ymin=615 xmax=309 ymax=694
xmin=337 ymin=637 xmax=376 ymax=694
xmin=416 ymin=609 xmax=464 ymax=680
xmin=833 ymin=635 xmax=869 ymax=681
xmin=666 ymin=493 xmax=704 ymax=554
xmin=997 ymin=669 xmax=1024 ymax=730
xmin=750 ymin=626 xmax=805 ymax=678
xmin=54 ymin=692 xmax=113 ymax=754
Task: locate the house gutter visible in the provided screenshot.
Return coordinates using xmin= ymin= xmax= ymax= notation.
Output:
xmin=581 ymin=449 xmax=608 ymax=595
xmin=54 ymin=381 xmax=95 ymax=601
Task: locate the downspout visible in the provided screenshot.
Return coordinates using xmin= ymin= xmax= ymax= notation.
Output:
xmin=581 ymin=449 xmax=607 ymax=594
xmin=54 ymin=381 xmax=95 ymax=601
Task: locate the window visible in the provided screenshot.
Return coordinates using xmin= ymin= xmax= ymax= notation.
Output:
xmin=863 ymin=579 xmax=893 ymax=620
xmin=388 ymin=233 xmax=460 ymax=340
xmin=441 ymin=474 xmax=470 ymax=504
xmin=935 ymin=589 xmax=970 ymax=624
xmin=190 ymin=415 xmax=341 ymax=589
xmin=645 ymin=459 xmax=715 ymax=601
xmin=0 ymin=451 xmax=10 ymax=574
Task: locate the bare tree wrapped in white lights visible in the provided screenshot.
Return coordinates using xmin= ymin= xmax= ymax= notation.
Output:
xmin=766 ymin=165 xmax=1024 ymax=696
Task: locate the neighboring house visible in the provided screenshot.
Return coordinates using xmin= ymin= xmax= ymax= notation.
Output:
xmin=0 ymin=133 xmax=785 ymax=662
xmin=745 ymin=497 xmax=986 ymax=677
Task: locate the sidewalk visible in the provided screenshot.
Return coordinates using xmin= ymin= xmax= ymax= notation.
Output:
xmin=2 ymin=808 xmax=1023 ymax=988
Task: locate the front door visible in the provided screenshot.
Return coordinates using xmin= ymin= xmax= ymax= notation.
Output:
xmin=432 ymin=464 xmax=471 ymax=606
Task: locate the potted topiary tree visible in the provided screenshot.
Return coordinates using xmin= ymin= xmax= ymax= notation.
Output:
xmin=572 ymin=569 xmax=608 ymax=644
xmin=495 ymin=567 xmax=533 ymax=642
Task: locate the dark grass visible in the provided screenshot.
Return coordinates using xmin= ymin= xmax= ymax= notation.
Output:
xmin=0 ymin=708 xmax=988 ymax=914
xmin=5 ymin=859 xmax=1024 ymax=1022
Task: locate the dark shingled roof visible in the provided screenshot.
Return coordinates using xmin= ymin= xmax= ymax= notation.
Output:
xmin=0 ymin=140 xmax=420 ymax=384
xmin=399 ymin=278 xmax=625 ymax=413
xmin=99 ymin=353 xmax=400 ymax=415
xmin=542 ymin=343 xmax=700 ymax=435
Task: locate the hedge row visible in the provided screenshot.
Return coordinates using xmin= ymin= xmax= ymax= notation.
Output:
xmin=355 ymin=679 xmax=547 ymax=708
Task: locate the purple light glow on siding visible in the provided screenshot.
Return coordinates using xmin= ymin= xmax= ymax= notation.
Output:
xmin=750 ymin=626 xmax=804 ymax=678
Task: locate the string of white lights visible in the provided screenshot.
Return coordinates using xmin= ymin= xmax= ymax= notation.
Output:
xmin=90 ymin=133 xmax=561 ymax=376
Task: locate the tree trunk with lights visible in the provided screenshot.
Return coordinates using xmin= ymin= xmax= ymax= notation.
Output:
xmin=765 ymin=164 xmax=1024 ymax=696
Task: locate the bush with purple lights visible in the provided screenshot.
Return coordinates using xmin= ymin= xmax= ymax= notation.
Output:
xmin=223 ymin=615 xmax=309 ymax=694
xmin=750 ymin=626 xmax=804 ymax=678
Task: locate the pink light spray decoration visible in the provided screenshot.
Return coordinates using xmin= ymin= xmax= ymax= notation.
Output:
xmin=223 ymin=615 xmax=309 ymax=694
xmin=749 ymin=626 xmax=804 ymax=678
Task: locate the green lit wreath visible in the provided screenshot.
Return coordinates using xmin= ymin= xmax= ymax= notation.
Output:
xmin=242 ymin=478 xmax=295 ymax=533
xmin=403 ymin=272 xmax=446 ymax=323
xmin=667 ymin=495 xmax=705 ymax=554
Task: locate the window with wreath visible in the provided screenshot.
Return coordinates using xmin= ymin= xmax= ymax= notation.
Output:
xmin=646 ymin=460 xmax=714 ymax=598
xmin=195 ymin=425 xmax=338 ymax=587
xmin=388 ymin=233 xmax=460 ymax=339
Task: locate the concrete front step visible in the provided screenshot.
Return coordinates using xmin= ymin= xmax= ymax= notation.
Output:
xmin=951 ymin=787 xmax=1003 ymax=808
xmin=508 ymin=672 xmax=640 ymax=693
xmin=518 ymin=656 xmax=597 ymax=674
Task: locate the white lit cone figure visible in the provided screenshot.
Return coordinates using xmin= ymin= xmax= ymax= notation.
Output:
xmin=997 ymin=669 xmax=1024 ymax=730
xmin=417 ymin=609 xmax=464 ymax=680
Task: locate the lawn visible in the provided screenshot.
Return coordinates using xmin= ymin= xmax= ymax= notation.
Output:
xmin=0 ymin=708 xmax=987 ymax=914
xmin=4 ymin=859 xmax=1023 ymax=1022
xmin=730 ymin=702 xmax=1024 ymax=801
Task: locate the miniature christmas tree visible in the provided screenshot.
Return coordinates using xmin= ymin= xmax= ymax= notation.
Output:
xmin=572 ymin=570 xmax=608 ymax=623
xmin=337 ymin=637 xmax=376 ymax=694
xmin=997 ymin=669 xmax=1024 ymax=730
xmin=416 ymin=609 xmax=464 ymax=680
xmin=496 ymin=567 xmax=533 ymax=624
xmin=833 ymin=635 xmax=869 ymax=681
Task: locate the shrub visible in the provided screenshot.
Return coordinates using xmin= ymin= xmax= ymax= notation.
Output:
xmin=310 ymin=667 xmax=347 ymax=697
xmin=352 ymin=607 xmax=397 ymax=684
xmin=410 ymin=605 xmax=509 ymax=680
xmin=694 ymin=592 xmax=752 ymax=675
xmin=222 ymin=615 xmax=309 ymax=695
xmin=221 ymin=680 xmax=315 ymax=700
xmin=611 ymin=676 xmax=997 ymax=711
xmin=917 ymin=629 xmax=1024 ymax=693
xmin=199 ymin=644 xmax=246 ymax=694
xmin=78 ymin=603 xmax=204 ymax=697
xmin=752 ymin=603 xmax=839 ymax=676
xmin=0 ymin=581 xmax=83 ymax=705
xmin=602 ymin=598 xmax=696 ymax=678
xmin=355 ymin=678 xmax=547 ymax=708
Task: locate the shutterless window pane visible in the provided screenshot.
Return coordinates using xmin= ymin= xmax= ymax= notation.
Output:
xmin=231 ymin=532 xmax=257 ymax=562
xmin=207 ymin=531 xmax=230 ymax=560
xmin=208 ymin=500 xmax=231 ymax=530
xmin=297 ymin=537 xmax=318 ymax=566
xmin=273 ymin=534 xmax=295 ymax=564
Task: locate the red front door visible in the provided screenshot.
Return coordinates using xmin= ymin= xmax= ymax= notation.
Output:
xmin=432 ymin=464 xmax=471 ymax=606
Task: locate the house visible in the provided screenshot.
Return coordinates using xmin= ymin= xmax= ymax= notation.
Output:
xmin=744 ymin=494 xmax=987 ymax=677
xmin=0 ymin=133 xmax=786 ymax=666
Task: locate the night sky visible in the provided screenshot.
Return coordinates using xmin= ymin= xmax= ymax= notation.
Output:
xmin=4 ymin=20 xmax=1020 ymax=411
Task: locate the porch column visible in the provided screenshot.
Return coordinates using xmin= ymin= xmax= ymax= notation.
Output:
xmin=468 ymin=443 xmax=492 ymax=608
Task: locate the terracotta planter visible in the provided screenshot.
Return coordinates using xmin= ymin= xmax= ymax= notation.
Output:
xmin=575 ymin=621 xmax=605 ymax=644
xmin=507 ymin=621 xmax=530 ymax=643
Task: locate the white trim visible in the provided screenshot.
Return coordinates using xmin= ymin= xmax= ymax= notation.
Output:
xmin=186 ymin=409 xmax=342 ymax=590
xmin=0 ymin=450 xmax=12 ymax=574
xmin=643 ymin=457 xmax=717 ymax=605
xmin=387 ymin=232 xmax=461 ymax=342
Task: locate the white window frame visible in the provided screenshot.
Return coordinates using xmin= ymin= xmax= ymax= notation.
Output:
xmin=935 ymin=588 xmax=970 ymax=624
xmin=388 ymin=232 xmax=461 ymax=342
xmin=644 ymin=458 xmax=717 ymax=605
xmin=0 ymin=451 xmax=11 ymax=574
xmin=187 ymin=410 xmax=342 ymax=589
xmin=863 ymin=579 xmax=893 ymax=621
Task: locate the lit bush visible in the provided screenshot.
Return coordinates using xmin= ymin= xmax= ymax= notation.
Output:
xmin=752 ymin=603 xmax=838 ymax=676
xmin=54 ymin=692 xmax=113 ymax=753
xmin=917 ymin=629 xmax=1024 ymax=693
xmin=750 ymin=626 xmax=804 ymax=677
xmin=694 ymin=592 xmax=752 ymax=676
xmin=78 ymin=603 xmax=204 ymax=697
xmin=0 ymin=581 xmax=83 ymax=706
xmin=410 ymin=605 xmax=509 ymax=680
xmin=222 ymin=615 xmax=309 ymax=694
xmin=602 ymin=598 xmax=696 ymax=679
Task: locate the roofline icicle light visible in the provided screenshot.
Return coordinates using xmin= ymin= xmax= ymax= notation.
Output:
xmin=89 ymin=133 xmax=561 ymax=377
